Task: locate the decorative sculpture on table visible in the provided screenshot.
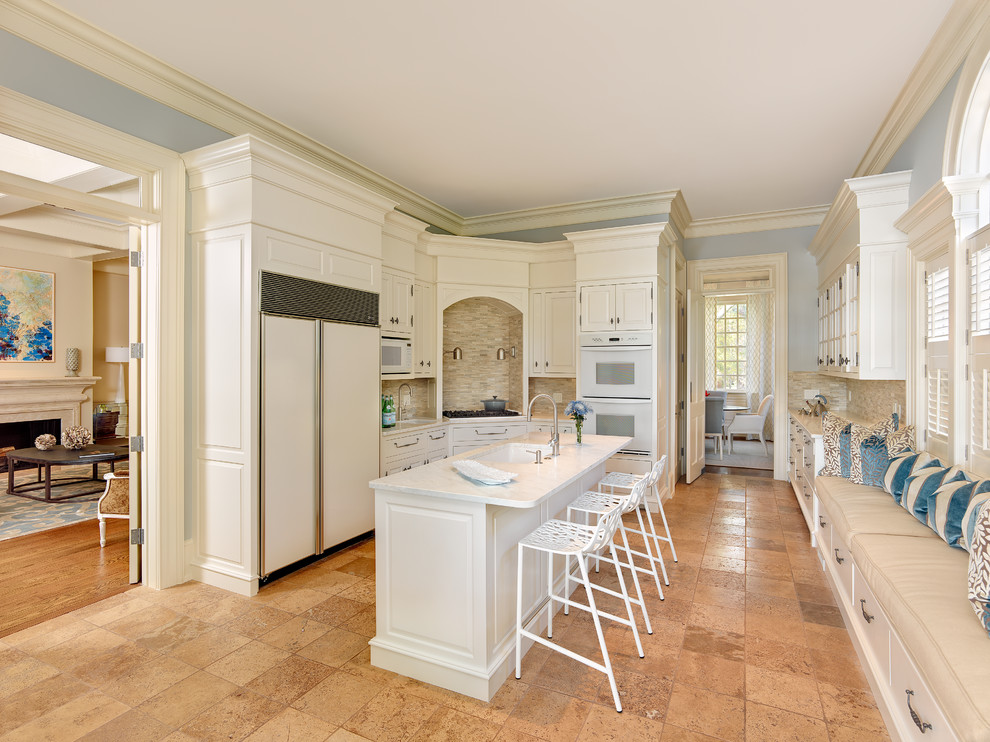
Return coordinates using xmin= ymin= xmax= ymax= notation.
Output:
xmin=61 ymin=425 xmax=92 ymax=450
xmin=34 ymin=433 xmax=56 ymax=450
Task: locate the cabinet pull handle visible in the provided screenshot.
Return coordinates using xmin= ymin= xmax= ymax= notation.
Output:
xmin=834 ymin=548 xmax=845 ymax=565
xmin=616 ymin=317 xmax=620 ymax=324
xmin=610 ymin=317 xmax=614 ymax=324
xmin=419 ymin=360 xmax=424 ymax=366
xmin=393 ymin=438 xmax=421 ymax=449
xmin=429 ymin=432 xmax=446 ymax=440
xmin=545 ymin=361 xmax=548 ymax=367
xmin=906 ymin=690 xmax=932 ymax=733
xmin=859 ymin=598 xmax=874 ymax=624
xmin=535 ymin=361 xmax=538 ymax=368
xmin=476 ymin=429 xmax=508 ymax=435
xmin=426 ymin=361 xmax=431 ymax=367
xmin=818 ymin=516 xmax=826 ymax=529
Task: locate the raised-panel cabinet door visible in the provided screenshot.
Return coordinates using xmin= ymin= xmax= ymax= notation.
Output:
xmin=615 ymin=282 xmax=652 ymax=330
xmin=581 ymin=284 xmax=614 ymax=332
xmin=544 ymin=290 xmax=576 ymax=375
xmin=380 ymin=270 xmax=393 ymax=329
xmin=391 ymin=272 xmax=414 ymax=336
xmin=413 ymin=282 xmax=435 ymax=377
xmin=529 ymin=291 xmax=545 ymax=375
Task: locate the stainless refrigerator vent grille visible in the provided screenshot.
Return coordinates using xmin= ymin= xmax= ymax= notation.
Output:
xmin=260 ymin=271 xmax=378 ymax=326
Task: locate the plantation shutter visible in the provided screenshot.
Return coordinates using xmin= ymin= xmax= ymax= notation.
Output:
xmin=970 ymin=237 xmax=990 ymax=476
xmin=925 ymin=256 xmax=950 ymax=461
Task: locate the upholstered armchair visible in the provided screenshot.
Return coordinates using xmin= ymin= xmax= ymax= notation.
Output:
xmin=726 ymin=394 xmax=774 ymax=454
xmin=97 ymin=472 xmax=128 ymax=547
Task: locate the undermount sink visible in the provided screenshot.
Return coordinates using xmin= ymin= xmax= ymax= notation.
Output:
xmin=473 ymin=443 xmax=554 ymax=464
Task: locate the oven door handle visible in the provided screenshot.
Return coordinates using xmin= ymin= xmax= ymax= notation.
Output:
xmin=580 ymin=345 xmax=652 ymax=352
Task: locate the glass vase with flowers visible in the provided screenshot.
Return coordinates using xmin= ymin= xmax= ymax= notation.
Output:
xmin=564 ymin=400 xmax=593 ymax=444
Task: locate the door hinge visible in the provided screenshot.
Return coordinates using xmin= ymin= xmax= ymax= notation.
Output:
xmin=839 ymin=276 xmax=842 ymax=290
xmin=680 ymin=400 xmax=684 ymax=410
xmin=856 ymin=261 xmax=860 ymax=276
xmin=650 ymin=312 xmax=653 ymax=324
xmin=965 ymin=444 xmax=970 ymax=460
xmin=130 ymin=342 xmax=145 ymax=359
xmin=856 ymin=351 xmax=859 ymax=366
xmin=130 ymin=435 xmax=145 ymax=453
xmin=129 ymin=251 xmax=144 ymax=268
xmin=966 ymin=364 xmax=970 ymax=381
xmin=681 ymin=306 xmax=685 ymax=316
xmin=410 ymin=314 xmax=413 ymax=328
xmin=410 ymin=285 xmax=414 ymax=296
xmin=681 ymin=353 xmax=685 ymax=363
xmin=923 ymin=429 xmax=928 ymax=443
xmin=923 ymin=363 xmax=927 ymax=377
xmin=680 ymin=447 xmax=684 ymax=457
xmin=130 ymin=528 xmax=145 ymax=545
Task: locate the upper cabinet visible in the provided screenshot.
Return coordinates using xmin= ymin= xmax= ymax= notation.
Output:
xmin=579 ymin=281 xmax=653 ymax=332
xmin=530 ymin=290 xmax=576 ymax=376
xmin=810 ymin=171 xmax=911 ymax=380
xmin=413 ymin=281 xmax=435 ymax=377
xmin=381 ymin=269 xmax=414 ymax=337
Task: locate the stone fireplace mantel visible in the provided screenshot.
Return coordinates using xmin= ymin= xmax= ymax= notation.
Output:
xmin=0 ymin=376 xmax=100 ymax=431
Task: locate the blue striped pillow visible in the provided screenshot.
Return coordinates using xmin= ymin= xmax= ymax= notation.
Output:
xmin=859 ymin=435 xmax=889 ymax=488
xmin=902 ymin=466 xmax=969 ymax=524
xmin=963 ymin=490 xmax=990 ymax=553
xmin=883 ymin=451 xmax=937 ymax=503
xmin=926 ymin=478 xmax=990 ymax=548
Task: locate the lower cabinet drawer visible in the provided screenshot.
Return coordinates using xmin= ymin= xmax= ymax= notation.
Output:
xmin=450 ymin=422 xmax=528 ymax=443
xmin=889 ymin=634 xmax=954 ymax=741
xmin=383 ymin=453 xmax=424 ymax=476
xmin=828 ymin=526 xmax=854 ymax=605
xmin=852 ymin=569 xmax=891 ymax=682
xmin=426 ymin=449 xmax=448 ymax=463
xmin=382 ymin=432 xmax=426 ymax=461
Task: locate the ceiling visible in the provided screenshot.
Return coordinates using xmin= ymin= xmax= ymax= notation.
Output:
xmin=45 ymin=0 xmax=956 ymax=223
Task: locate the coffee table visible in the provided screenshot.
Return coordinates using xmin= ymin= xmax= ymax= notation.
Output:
xmin=5 ymin=445 xmax=129 ymax=502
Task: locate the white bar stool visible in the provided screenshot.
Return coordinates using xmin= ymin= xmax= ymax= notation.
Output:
xmin=565 ymin=472 xmax=660 ymax=630
xmin=515 ymin=484 xmax=645 ymax=712
xmin=597 ymin=455 xmax=676 ymax=586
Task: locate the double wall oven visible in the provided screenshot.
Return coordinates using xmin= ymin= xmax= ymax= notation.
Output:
xmin=579 ymin=332 xmax=653 ymax=456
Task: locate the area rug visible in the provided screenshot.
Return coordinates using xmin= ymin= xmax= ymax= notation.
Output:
xmin=0 ymin=464 xmax=128 ymax=541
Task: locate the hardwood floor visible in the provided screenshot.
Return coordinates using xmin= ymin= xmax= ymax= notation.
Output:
xmin=0 ymin=517 xmax=132 ymax=638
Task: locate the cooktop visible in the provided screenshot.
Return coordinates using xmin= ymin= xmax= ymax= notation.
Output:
xmin=442 ymin=409 xmax=523 ymax=418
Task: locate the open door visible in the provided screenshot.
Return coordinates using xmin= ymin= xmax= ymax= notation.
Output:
xmin=685 ymin=289 xmax=705 ymax=483
xmin=127 ymin=225 xmax=142 ymax=584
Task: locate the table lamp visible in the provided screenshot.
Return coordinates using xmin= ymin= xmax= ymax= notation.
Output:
xmin=105 ymin=346 xmax=129 ymax=403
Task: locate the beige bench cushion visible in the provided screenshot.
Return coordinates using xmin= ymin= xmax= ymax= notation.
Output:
xmin=816 ymin=476 xmax=939 ymax=544
xmin=852 ymin=533 xmax=990 ymax=741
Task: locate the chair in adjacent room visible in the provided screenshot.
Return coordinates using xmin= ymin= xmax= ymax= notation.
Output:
xmin=725 ymin=393 xmax=774 ymax=455
xmin=705 ymin=395 xmax=725 ymax=459
xmin=97 ymin=472 xmax=128 ymax=547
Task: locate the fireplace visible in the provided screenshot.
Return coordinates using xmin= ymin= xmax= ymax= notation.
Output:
xmin=0 ymin=418 xmax=60 ymax=472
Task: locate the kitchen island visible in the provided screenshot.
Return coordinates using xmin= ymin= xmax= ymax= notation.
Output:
xmin=368 ymin=432 xmax=631 ymax=701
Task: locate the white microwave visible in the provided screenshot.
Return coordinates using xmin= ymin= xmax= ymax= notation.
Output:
xmin=381 ymin=336 xmax=412 ymax=374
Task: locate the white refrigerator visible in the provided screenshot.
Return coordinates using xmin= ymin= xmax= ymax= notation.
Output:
xmin=261 ymin=315 xmax=379 ymax=577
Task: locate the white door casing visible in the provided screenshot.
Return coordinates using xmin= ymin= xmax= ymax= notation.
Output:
xmin=685 ymin=289 xmax=705 ymax=483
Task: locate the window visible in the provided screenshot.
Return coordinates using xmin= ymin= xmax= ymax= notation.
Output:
xmin=970 ymin=243 xmax=990 ymax=475
xmin=713 ymin=299 xmax=747 ymax=390
xmin=925 ymin=261 xmax=950 ymax=459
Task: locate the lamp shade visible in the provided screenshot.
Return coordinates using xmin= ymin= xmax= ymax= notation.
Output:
xmin=105 ymin=346 xmax=129 ymax=364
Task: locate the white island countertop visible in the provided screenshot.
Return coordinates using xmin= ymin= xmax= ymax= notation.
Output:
xmin=369 ymin=432 xmax=630 ymax=508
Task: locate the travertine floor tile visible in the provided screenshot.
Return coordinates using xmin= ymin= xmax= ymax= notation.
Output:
xmin=665 ymin=683 xmax=745 ymax=742
xmin=138 ymin=670 xmax=239 ymax=728
xmin=242 ymin=706 xmax=338 ymax=742
xmin=576 ymin=703 xmax=665 ymax=741
xmin=343 ymin=685 xmax=438 ymax=741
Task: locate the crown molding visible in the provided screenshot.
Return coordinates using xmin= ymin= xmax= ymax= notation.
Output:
xmin=423 ymin=233 xmax=573 ymax=264
xmin=684 ymin=205 xmax=829 ymax=239
xmin=459 ymin=189 xmax=691 ymax=239
xmin=565 ymin=221 xmax=680 ymax=253
xmin=1 ymin=0 xmax=462 ymax=233
xmin=854 ymin=0 xmax=990 ymax=178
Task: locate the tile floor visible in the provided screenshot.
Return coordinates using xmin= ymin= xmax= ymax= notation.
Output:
xmin=0 ymin=472 xmax=890 ymax=741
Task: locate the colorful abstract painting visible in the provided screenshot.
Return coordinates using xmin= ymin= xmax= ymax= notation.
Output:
xmin=0 ymin=267 xmax=54 ymax=362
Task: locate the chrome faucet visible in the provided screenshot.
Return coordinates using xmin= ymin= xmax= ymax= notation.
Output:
xmin=397 ymin=383 xmax=412 ymax=421
xmin=527 ymin=393 xmax=560 ymax=457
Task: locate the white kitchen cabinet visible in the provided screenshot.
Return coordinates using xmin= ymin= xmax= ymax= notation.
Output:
xmin=529 ymin=421 xmax=575 ymax=435
xmin=810 ymin=171 xmax=910 ymax=380
xmin=413 ymin=282 xmax=435 ymax=377
xmin=381 ymin=423 xmax=449 ymax=476
xmin=381 ymin=269 xmax=414 ymax=337
xmin=578 ymin=281 xmax=653 ymax=332
xmin=530 ymin=290 xmax=576 ymax=376
xmin=449 ymin=421 xmax=529 ymax=455
xmin=788 ymin=412 xmax=823 ymax=543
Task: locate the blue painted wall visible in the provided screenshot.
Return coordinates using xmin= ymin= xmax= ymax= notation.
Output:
xmin=0 ymin=30 xmax=229 ymax=153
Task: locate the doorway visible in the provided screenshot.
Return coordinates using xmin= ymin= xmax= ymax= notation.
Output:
xmin=685 ymin=254 xmax=788 ymax=482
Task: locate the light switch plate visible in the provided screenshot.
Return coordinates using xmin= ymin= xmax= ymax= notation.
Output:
xmin=553 ymin=392 xmax=563 ymax=403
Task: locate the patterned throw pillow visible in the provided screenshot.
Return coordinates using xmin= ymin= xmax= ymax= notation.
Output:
xmin=968 ymin=500 xmax=990 ymax=637
xmin=962 ymin=489 xmax=990 ymax=552
xmin=858 ymin=435 xmax=890 ymax=488
xmin=926 ymin=478 xmax=990 ymax=548
xmin=902 ymin=465 xmax=970 ymax=523
xmin=849 ymin=416 xmax=899 ymax=484
xmin=820 ymin=413 xmax=852 ymax=476
xmin=885 ymin=425 xmax=915 ymax=457
xmin=883 ymin=451 xmax=936 ymax=503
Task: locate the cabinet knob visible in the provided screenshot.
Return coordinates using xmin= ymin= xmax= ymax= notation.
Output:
xmin=610 ymin=317 xmax=614 ymax=324
xmin=545 ymin=361 xmax=548 ymax=367
xmin=426 ymin=361 xmax=431 ymax=367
